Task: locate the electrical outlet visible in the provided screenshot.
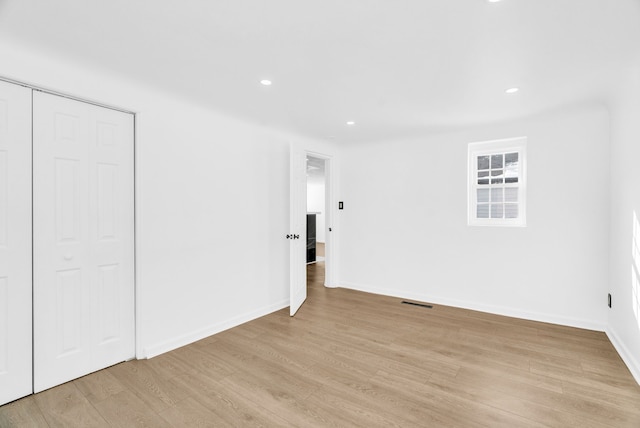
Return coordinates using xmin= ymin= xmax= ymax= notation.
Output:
xmin=608 ymin=293 xmax=612 ymax=308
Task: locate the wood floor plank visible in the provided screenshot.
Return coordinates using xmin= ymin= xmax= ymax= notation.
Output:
xmin=166 ymin=373 xmax=294 ymax=427
xmin=157 ymin=396 xmax=225 ymax=428
xmin=107 ymin=359 xmax=187 ymax=414
xmin=427 ymin=371 xmax=604 ymax=428
xmin=370 ymin=369 xmax=545 ymax=428
xmin=561 ymin=379 xmax=640 ymax=417
xmin=218 ymin=371 xmax=331 ymax=427
xmin=168 ymin=344 xmax=237 ymax=381
xmin=32 ymin=382 xmax=109 ymax=428
xmin=0 ymin=395 xmax=50 ymax=428
xmin=92 ymin=390 xmax=172 ymax=428
xmin=305 ymin=386 xmax=416 ymax=427
xmin=73 ymin=369 xmax=125 ymax=405
xmin=452 ymin=366 xmax=639 ymax=426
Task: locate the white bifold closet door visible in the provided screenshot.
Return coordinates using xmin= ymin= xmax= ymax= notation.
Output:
xmin=33 ymin=91 xmax=135 ymax=393
xmin=0 ymin=81 xmax=33 ymax=405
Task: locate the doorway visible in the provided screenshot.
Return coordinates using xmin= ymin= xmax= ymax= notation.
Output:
xmin=306 ymin=155 xmax=326 ymax=291
xmin=288 ymin=147 xmax=334 ymax=316
xmin=306 ymin=155 xmax=325 ymax=263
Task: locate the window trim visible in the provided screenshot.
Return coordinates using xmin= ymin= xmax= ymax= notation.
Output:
xmin=467 ymin=137 xmax=527 ymax=227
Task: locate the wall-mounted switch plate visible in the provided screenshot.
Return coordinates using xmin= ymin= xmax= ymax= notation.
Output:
xmin=338 ymin=201 xmax=344 ymax=210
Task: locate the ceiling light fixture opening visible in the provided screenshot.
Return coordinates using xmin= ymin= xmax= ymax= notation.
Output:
xmin=260 ymin=79 xmax=272 ymax=86
xmin=505 ymin=87 xmax=519 ymax=94
xmin=346 ymin=121 xmax=355 ymax=125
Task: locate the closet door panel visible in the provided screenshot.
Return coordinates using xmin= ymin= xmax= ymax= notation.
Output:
xmin=33 ymin=93 xmax=91 ymax=392
xmin=0 ymin=80 xmax=32 ymax=406
xmin=89 ymin=104 xmax=134 ymax=370
xmin=33 ymin=92 xmax=134 ymax=392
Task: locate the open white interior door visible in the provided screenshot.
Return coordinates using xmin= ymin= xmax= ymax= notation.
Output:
xmin=289 ymin=144 xmax=307 ymax=316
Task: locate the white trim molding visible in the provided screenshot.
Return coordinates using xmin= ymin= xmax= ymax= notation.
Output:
xmin=606 ymin=327 xmax=640 ymax=386
xmin=141 ymin=299 xmax=289 ymax=359
xmin=340 ymin=281 xmax=606 ymax=332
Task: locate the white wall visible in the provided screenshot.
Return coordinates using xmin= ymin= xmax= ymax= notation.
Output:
xmin=307 ymin=178 xmax=326 ymax=243
xmin=339 ymin=103 xmax=611 ymax=330
xmin=0 ymin=39 xmax=338 ymax=358
xmin=607 ymin=63 xmax=640 ymax=384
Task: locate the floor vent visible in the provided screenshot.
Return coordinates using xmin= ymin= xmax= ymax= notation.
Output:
xmin=401 ymin=300 xmax=433 ymax=309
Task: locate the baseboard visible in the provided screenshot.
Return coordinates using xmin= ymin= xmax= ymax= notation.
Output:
xmin=141 ymin=299 xmax=289 ymax=359
xmin=606 ymin=326 xmax=640 ymax=386
xmin=339 ymin=281 xmax=606 ymax=332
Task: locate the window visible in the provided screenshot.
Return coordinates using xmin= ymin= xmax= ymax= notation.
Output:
xmin=468 ymin=137 xmax=527 ymax=227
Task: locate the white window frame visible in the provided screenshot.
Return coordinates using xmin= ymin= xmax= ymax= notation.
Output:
xmin=468 ymin=137 xmax=527 ymax=227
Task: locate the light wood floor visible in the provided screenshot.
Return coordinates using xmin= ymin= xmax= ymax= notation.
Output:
xmin=2 ymin=263 xmax=640 ymax=427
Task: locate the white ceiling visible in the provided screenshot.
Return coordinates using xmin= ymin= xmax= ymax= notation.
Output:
xmin=1 ymin=0 xmax=639 ymax=143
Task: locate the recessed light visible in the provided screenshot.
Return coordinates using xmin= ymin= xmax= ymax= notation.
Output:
xmin=505 ymin=87 xmax=519 ymax=94
xmin=260 ymin=79 xmax=272 ymax=86
xmin=488 ymin=0 xmax=502 ymax=3
xmin=346 ymin=121 xmax=355 ymax=125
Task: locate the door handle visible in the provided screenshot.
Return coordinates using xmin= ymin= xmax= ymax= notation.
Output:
xmin=286 ymin=234 xmax=301 ymax=240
